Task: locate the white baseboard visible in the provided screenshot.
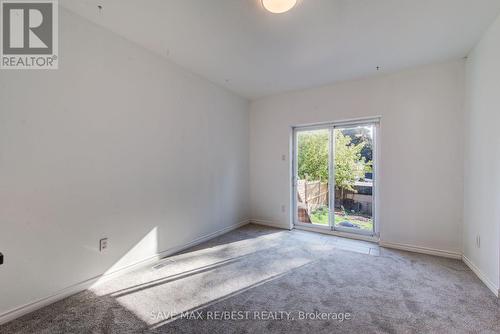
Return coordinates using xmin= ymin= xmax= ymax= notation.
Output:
xmin=250 ymin=219 xmax=291 ymax=230
xmin=462 ymin=255 xmax=499 ymax=297
xmin=379 ymin=240 xmax=462 ymax=259
xmin=0 ymin=219 xmax=250 ymax=326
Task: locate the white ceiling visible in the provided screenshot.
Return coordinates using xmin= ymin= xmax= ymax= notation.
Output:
xmin=62 ymin=0 xmax=500 ymax=100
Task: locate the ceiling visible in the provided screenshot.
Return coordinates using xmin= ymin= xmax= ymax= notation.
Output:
xmin=62 ymin=0 xmax=500 ymax=100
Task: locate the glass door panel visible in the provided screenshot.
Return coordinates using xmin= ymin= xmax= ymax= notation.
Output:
xmin=295 ymin=128 xmax=331 ymax=226
xmin=333 ymin=125 xmax=375 ymax=234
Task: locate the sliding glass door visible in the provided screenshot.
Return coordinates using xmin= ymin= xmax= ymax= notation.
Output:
xmin=293 ymin=120 xmax=377 ymax=236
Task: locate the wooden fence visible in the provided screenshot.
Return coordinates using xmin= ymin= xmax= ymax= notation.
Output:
xmin=297 ymin=180 xmax=329 ymax=211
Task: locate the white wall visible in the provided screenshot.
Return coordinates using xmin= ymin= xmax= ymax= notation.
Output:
xmin=463 ymin=13 xmax=500 ymax=293
xmin=250 ymin=61 xmax=464 ymax=255
xmin=0 ymin=9 xmax=249 ymax=317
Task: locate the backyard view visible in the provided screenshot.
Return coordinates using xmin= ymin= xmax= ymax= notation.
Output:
xmin=296 ymin=125 xmax=374 ymax=232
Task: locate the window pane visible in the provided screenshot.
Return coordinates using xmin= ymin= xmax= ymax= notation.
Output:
xmin=296 ymin=129 xmax=330 ymax=226
xmin=334 ymin=125 xmax=374 ymax=233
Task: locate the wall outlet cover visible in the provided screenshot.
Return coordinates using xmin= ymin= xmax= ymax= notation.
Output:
xmin=99 ymin=238 xmax=108 ymax=252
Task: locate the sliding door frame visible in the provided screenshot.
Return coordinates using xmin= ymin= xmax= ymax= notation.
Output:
xmin=292 ymin=124 xmax=332 ymax=231
xmin=291 ymin=117 xmax=380 ymax=237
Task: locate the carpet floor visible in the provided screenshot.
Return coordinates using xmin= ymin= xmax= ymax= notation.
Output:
xmin=2 ymin=224 xmax=499 ymax=333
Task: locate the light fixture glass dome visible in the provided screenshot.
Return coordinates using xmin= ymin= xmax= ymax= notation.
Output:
xmin=262 ymin=0 xmax=297 ymax=14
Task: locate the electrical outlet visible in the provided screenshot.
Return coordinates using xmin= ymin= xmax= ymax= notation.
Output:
xmin=99 ymin=238 xmax=108 ymax=252
xmin=281 ymin=205 xmax=286 ymax=213
xmin=476 ymin=235 xmax=480 ymax=248
xmin=281 ymin=154 xmax=286 ymax=161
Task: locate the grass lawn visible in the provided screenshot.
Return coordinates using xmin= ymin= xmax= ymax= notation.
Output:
xmin=310 ymin=207 xmax=373 ymax=231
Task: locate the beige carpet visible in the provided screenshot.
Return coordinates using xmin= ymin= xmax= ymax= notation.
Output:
xmin=2 ymin=224 xmax=499 ymax=333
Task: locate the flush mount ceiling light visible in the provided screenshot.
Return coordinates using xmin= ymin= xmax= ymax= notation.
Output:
xmin=262 ymin=0 xmax=297 ymax=14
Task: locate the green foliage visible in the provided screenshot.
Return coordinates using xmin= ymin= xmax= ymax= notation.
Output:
xmin=297 ymin=130 xmax=329 ymax=181
xmin=342 ymin=127 xmax=374 ymax=162
xmin=297 ymin=129 xmax=371 ymax=193
xmin=334 ymin=130 xmax=369 ymax=193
